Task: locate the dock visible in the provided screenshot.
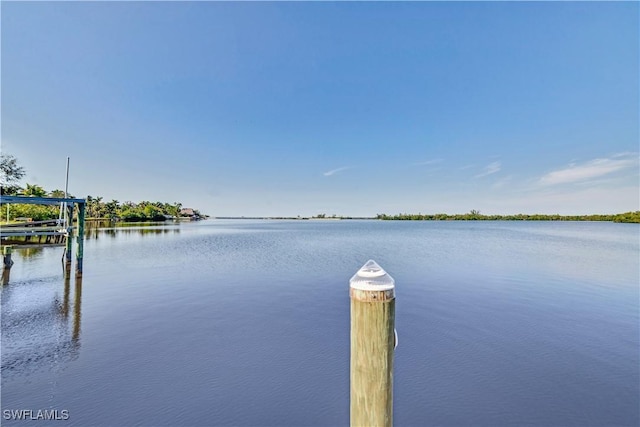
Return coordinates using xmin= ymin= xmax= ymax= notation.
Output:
xmin=1 ymin=195 xmax=86 ymax=278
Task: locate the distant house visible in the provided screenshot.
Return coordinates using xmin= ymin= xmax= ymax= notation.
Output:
xmin=179 ymin=208 xmax=200 ymax=220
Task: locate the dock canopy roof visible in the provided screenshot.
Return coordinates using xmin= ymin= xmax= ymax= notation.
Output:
xmin=0 ymin=195 xmax=86 ymax=205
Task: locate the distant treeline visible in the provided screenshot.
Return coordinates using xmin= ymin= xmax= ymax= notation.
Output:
xmin=2 ymin=184 xmax=201 ymax=222
xmin=1 ymin=155 xmax=203 ymax=222
xmin=375 ymin=211 xmax=640 ymax=223
xmin=83 ymin=196 xmax=193 ymax=222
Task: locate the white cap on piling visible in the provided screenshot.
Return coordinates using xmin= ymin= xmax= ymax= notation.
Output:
xmin=349 ymin=260 xmax=395 ymax=291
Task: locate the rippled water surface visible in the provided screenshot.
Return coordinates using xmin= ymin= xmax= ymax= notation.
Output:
xmin=2 ymin=220 xmax=638 ymax=426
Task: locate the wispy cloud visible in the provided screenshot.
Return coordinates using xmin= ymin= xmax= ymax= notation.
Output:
xmin=323 ymin=166 xmax=351 ymax=177
xmin=492 ymin=175 xmax=512 ymax=190
xmin=538 ymin=154 xmax=638 ymax=186
xmin=475 ymin=161 xmax=501 ymax=178
xmin=413 ymin=158 xmax=443 ymax=166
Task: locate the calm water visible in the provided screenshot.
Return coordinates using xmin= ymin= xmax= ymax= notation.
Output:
xmin=1 ymin=220 xmax=638 ymax=426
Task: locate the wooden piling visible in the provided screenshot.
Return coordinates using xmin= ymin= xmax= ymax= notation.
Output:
xmin=3 ymin=245 xmax=13 ymax=270
xmin=2 ymin=246 xmax=13 ymax=285
xmin=350 ymin=260 xmax=396 ymax=427
xmin=75 ymin=202 xmax=85 ymax=276
xmin=65 ymin=204 xmax=73 ymax=271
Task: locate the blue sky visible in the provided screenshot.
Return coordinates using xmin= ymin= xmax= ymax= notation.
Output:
xmin=2 ymin=2 xmax=638 ymax=217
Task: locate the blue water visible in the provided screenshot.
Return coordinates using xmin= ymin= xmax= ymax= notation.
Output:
xmin=2 ymin=220 xmax=638 ymax=426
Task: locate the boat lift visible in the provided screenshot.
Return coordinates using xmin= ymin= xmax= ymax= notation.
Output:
xmin=1 ymin=195 xmax=86 ymax=278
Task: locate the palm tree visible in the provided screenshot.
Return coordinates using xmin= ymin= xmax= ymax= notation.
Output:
xmin=171 ymin=202 xmax=182 ymax=218
xmin=94 ymin=196 xmax=104 ymax=218
xmin=22 ymin=183 xmax=47 ymax=197
xmin=104 ymin=200 xmax=119 ymax=219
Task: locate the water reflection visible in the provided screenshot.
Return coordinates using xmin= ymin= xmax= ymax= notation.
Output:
xmin=0 ymin=274 xmax=83 ymax=378
xmin=17 ymin=247 xmax=44 ymax=258
xmin=84 ymin=221 xmax=181 ymax=240
xmin=73 ymin=275 xmax=82 ymax=343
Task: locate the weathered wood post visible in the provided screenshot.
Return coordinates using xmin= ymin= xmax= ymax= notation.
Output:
xmin=75 ymin=202 xmax=85 ymax=276
xmin=350 ymin=260 xmax=396 ymax=427
xmin=64 ymin=204 xmax=74 ymax=274
xmin=2 ymin=245 xmax=13 ymax=286
xmin=2 ymin=245 xmax=13 ymax=269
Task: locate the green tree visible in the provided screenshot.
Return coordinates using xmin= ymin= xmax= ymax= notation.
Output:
xmin=1 ymin=154 xmax=26 ymax=195
xmin=85 ymin=195 xmax=105 ymax=218
xmin=22 ymin=183 xmax=47 ymax=197
xmin=143 ymin=204 xmax=164 ymax=221
xmin=614 ymin=211 xmax=640 ymax=223
xmin=9 ymin=204 xmax=57 ymax=221
xmin=172 ymin=202 xmax=182 ymax=218
xmin=468 ymin=209 xmax=481 ymax=220
xmin=94 ymin=196 xmax=104 ymax=218
xmin=104 ymin=200 xmax=120 ymax=219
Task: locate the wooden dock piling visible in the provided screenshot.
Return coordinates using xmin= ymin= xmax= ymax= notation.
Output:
xmin=350 ymin=260 xmax=396 ymax=427
xmin=65 ymin=204 xmax=74 ymax=273
xmin=75 ymin=202 xmax=85 ymax=276
xmin=2 ymin=245 xmax=13 ymax=285
xmin=3 ymin=245 xmax=13 ymax=270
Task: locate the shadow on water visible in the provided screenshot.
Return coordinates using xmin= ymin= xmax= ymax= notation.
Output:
xmin=1 ymin=270 xmax=83 ymax=379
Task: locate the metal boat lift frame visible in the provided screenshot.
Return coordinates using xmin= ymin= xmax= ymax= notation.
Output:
xmin=1 ymin=195 xmax=86 ymax=276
